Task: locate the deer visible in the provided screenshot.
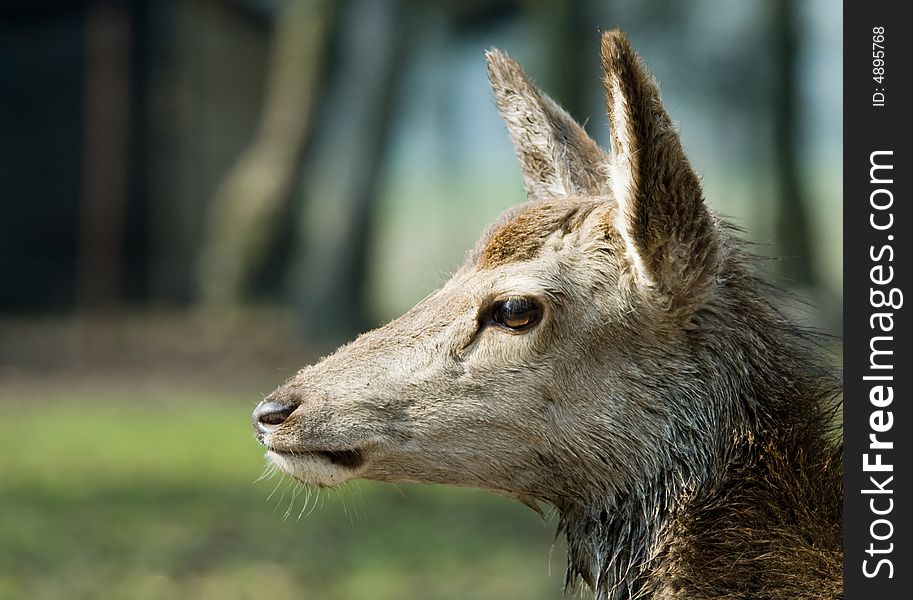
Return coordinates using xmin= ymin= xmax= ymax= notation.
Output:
xmin=252 ymin=30 xmax=842 ymax=600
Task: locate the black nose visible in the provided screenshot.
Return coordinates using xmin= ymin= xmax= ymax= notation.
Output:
xmin=252 ymin=398 xmax=299 ymax=435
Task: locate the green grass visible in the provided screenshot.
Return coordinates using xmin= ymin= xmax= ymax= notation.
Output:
xmin=0 ymin=392 xmax=565 ymax=600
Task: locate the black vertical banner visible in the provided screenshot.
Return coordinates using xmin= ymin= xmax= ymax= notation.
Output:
xmin=844 ymin=2 xmax=911 ymax=598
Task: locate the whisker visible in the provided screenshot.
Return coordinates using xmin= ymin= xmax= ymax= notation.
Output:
xmin=283 ymin=482 xmax=303 ymax=521
xmin=303 ymin=488 xmax=321 ymax=519
xmin=297 ymin=486 xmax=314 ymax=520
xmin=254 ymin=460 xmax=278 ymax=484
xmin=265 ymin=472 xmax=286 ymax=503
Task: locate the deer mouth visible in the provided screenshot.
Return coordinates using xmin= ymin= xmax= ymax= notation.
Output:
xmin=271 ymin=448 xmax=365 ymax=470
xmin=309 ymin=449 xmax=365 ymax=469
xmin=266 ymin=447 xmax=368 ymax=487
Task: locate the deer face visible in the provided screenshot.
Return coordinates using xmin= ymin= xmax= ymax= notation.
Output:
xmin=253 ymin=31 xmax=722 ymax=505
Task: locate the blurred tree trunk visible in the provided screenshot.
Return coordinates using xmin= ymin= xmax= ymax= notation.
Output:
xmin=196 ymin=0 xmax=333 ymax=306
xmin=78 ymin=0 xmax=132 ymax=310
xmin=290 ymin=0 xmax=406 ymax=343
xmin=146 ymin=0 xmax=269 ymax=304
xmin=771 ymin=0 xmax=815 ymax=285
xmin=531 ymin=0 xmax=598 ymax=126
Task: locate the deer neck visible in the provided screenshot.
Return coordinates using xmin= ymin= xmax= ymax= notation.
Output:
xmin=557 ymin=468 xmax=685 ymax=600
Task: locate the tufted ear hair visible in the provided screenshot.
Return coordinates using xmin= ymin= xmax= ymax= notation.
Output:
xmin=601 ymin=29 xmax=720 ymax=309
xmin=486 ymin=49 xmax=609 ymax=200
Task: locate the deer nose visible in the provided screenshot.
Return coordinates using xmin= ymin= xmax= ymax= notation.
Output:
xmin=252 ymin=397 xmax=299 ymax=435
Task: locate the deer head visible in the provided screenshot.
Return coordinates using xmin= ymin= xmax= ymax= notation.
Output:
xmin=254 ymin=28 xmax=726 ymax=527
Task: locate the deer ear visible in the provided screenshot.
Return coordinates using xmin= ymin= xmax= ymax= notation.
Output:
xmin=486 ymin=49 xmax=608 ymax=199
xmin=601 ymin=29 xmax=720 ymax=308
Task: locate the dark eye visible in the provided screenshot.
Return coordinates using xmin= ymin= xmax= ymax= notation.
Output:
xmin=492 ymin=297 xmax=542 ymax=331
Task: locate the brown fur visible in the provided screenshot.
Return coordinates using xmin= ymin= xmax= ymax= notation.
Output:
xmin=601 ymin=31 xmax=720 ymax=313
xmin=253 ymin=29 xmax=842 ymax=600
xmin=477 ymin=201 xmax=598 ymax=269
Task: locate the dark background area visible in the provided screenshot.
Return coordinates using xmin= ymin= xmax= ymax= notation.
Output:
xmin=1 ymin=0 xmax=841 ymax=321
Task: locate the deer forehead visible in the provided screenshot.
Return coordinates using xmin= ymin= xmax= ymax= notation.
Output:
xmin=472 ymin=197 xmax=618 ymax=271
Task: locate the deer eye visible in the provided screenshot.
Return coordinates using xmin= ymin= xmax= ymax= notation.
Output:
xmin=492 ymin=297 xmax=541 ymax=331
